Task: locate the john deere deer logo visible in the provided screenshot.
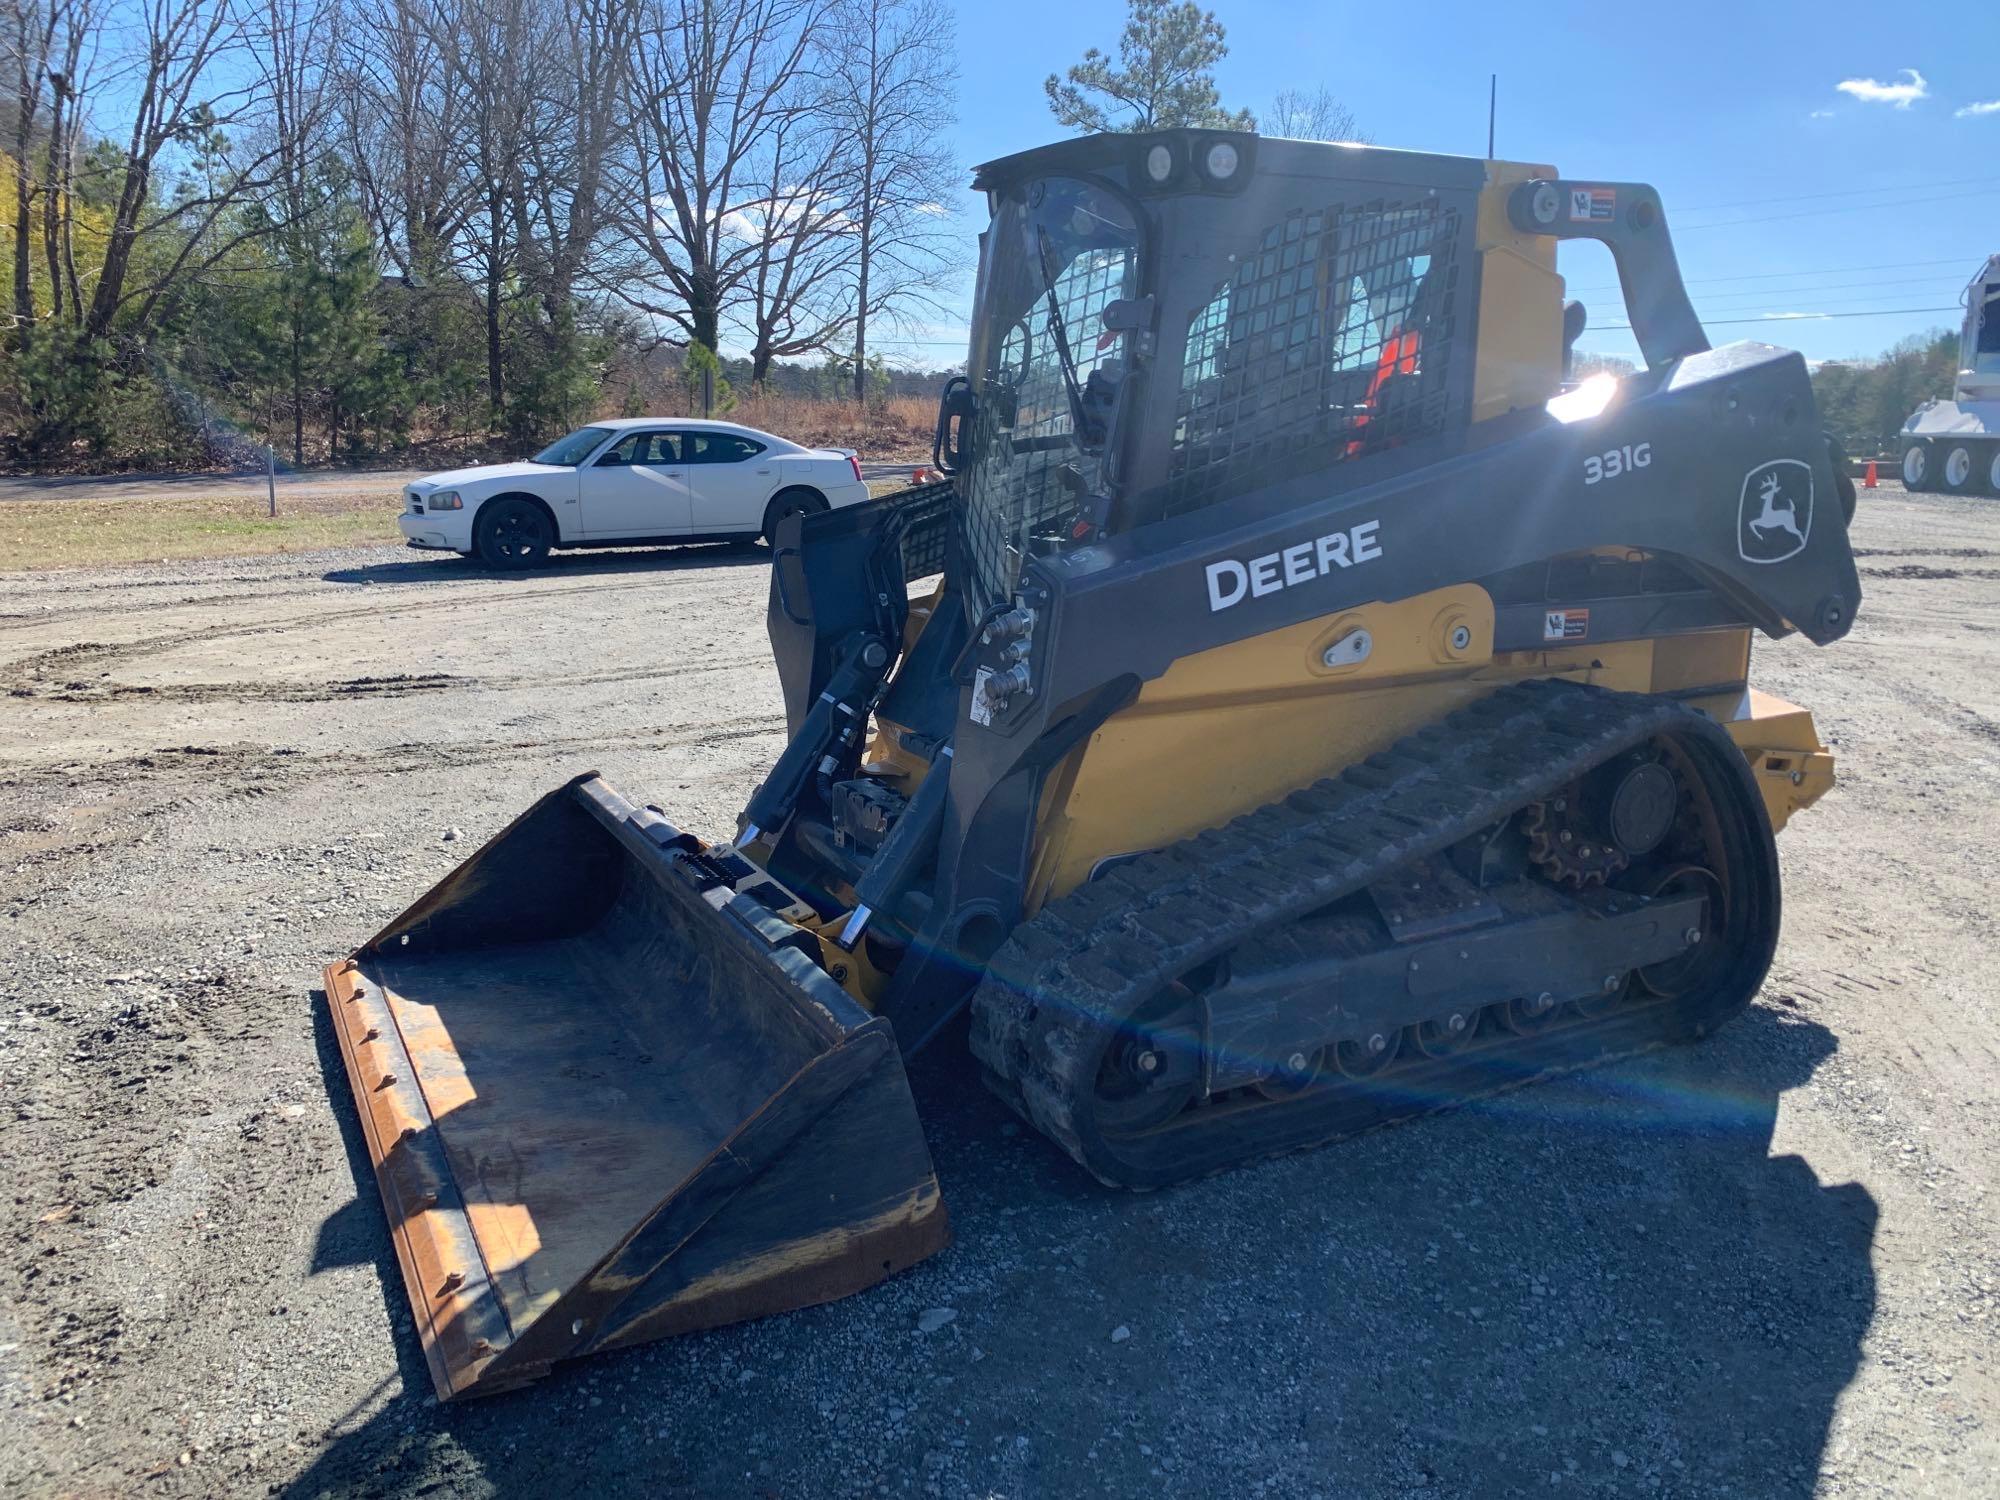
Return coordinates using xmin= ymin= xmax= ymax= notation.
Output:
xmin=1738 ymin=459 xmax=1813 ymax=564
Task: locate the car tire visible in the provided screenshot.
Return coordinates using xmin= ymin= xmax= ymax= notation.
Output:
xmin=1901 ymin=441 xmax=1931 ymax=492
xmin=761 ymin=487 xmax=828 ymax=545
xmin=474 ymin=496 xmax=557 ymax=569
xmin=1941 ymin=445 xmax=1976 ymax=494
xmin=1987 ymin=445 xmax=2000 ymax=498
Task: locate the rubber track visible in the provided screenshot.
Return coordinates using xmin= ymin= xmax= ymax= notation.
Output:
xmin=967 ymin=677 xmax=1775 ymax=1187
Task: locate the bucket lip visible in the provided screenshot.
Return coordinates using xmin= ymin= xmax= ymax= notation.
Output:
xmin=322 ymin=954 xmax=516 ymax=1401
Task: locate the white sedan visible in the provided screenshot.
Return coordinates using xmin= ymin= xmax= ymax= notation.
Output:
xmin=397 ymin=418 xmax=873 ymax=567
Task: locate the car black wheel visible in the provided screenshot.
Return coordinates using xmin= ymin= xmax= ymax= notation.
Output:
xmin=474 ymin=497 xmax=556 ymax=569
xmin=761 ymin=487 xmax=828 ymax=545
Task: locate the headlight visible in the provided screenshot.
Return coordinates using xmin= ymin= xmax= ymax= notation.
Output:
xmin=429 ymin=491 xmax=463 ymax=510
xmin=1204 ymin=141 xmax=1239 ymax=181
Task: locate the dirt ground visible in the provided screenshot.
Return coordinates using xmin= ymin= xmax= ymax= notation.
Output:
xmin=0 ymin=484 xmax=1995 ymax=1499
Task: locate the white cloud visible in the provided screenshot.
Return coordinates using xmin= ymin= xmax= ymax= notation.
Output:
xmin=717 ymin=185 xmax=854 ymax=242
xmin=1761 ymin=312 xmax=1832 ymax=321
xmin=1809 ymin=109 xmax=1834 ymax=119
xmin=1835 ymin=69 xmax=1928 ymax=108
xmin=1958 ymin=99 xmax=2000 ymax=117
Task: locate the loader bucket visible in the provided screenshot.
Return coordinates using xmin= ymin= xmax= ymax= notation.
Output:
xmin=320 ymin=774 xmax=950 ymax=1401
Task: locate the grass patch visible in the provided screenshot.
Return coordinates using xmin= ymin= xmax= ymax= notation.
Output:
xmin=5 ymin=477 xmax=934 ymax=571
xmin=0 ymin=488 xmax=402 ymax=571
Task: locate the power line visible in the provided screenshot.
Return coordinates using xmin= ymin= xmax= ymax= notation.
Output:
xmin=1564 ymin=256 xmax=1977 ymax=297
xmin=1684 ymin=289 xmax=1967 ymax=315
xmin=1560 ymin=266 xmax=1968 ymax=302
xmin=1674 ymin=173 xmax=2000 ymax=215
xmin=1592 ymin=305 xmax=1959 ymax=332
xmin=1675 ymin=278 xmax=1949 ymax=307
xmin=1675 ymin=191 xmax=1996 ymax=231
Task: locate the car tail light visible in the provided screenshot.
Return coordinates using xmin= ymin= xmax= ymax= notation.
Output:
xmin=848 ymin=454 xmax=863 ymax=484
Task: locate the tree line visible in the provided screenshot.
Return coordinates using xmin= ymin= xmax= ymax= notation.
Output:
xmin=1812 ymin=330 xmax=1960 ymax=460
xmin=0 ymin=0 xmax=961 ymax=469
xmin=16 ymin=0 xmax=1928 ymax=478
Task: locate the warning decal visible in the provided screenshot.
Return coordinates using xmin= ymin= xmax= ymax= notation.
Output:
xmin=1544 ymin=607 xmax=1590 ymax=642
xmin=1569 ymin=187 xmax=1616 ymax=222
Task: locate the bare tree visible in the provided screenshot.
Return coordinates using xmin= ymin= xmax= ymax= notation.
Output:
xmin=510 ymin=0 xmax=634 ymax=324
xmin=336 ymin=0 xmax=478 ymax=279
xmin=84 ymin=0 xmax=289 ymax=339
xmin=1263 ymin=85 xmax=1364 ymax=143
xmin=39 ymin=0 xmax=98 ymax=323
xmin=247 ymin=0 xmax=341 ymax=459
xmin=730 ymin=94 xmax=857 ymax=386
xmin=5 ymin=0 xmax=61 ymax=323
xmin=606 ymin=0 xmax=822 ymax=354
xmin=422 ymin=0 xmax=537 ymax=420
xmin=823 ymin=0 xmax=957 ymax=404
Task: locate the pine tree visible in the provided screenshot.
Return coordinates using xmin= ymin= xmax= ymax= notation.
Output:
xmin=1045 ymin=0 xmax=1255 ymax=134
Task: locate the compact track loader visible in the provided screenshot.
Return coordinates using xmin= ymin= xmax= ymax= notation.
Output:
xmin=323 ymin=131 xmax=1860 ymax=1399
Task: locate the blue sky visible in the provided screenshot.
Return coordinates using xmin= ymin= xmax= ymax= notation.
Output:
xmin=879 ymin=0 xmax=1999 ymax=369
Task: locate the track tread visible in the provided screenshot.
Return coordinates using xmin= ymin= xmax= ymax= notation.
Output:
xmin=967 ymin=678 xmax=1778 ymax=1188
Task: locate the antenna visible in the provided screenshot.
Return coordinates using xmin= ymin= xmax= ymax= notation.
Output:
xmin=1487 ymin=74 xmax=1497 ymax=158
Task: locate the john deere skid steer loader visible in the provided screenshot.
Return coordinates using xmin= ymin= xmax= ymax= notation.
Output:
xmin=322 ymin=131 xmax=1860 ymax=1399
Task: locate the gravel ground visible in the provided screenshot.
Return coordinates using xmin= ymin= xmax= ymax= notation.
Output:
xmin=0 ymin=485 xmax=1995 ymax=1499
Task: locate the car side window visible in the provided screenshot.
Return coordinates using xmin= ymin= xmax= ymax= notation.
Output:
xmin=597 ymin=432 xmax=680 ymax=466
xmin=687 ymin=433 xmax=764 ymax=465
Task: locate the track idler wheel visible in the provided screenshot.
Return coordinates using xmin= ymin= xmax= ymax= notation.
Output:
xmin=1091 ymin=982 xmax=1202 ymax=1135
xmin=1634 ymin=865 xmax=1726 ymax=1001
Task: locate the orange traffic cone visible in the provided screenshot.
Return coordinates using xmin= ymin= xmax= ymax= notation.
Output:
xmin=1864 ymin=461 xmax=1878 ymax=489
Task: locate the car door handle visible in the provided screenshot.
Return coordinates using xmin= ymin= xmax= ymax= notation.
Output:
xmin=756 ymin=467 xmax=772 ymax=474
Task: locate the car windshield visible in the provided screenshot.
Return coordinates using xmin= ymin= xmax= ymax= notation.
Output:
xmin=533 ymin=427 xmax=613 ymax=466
xmin=960 ymin=176 xmax=1141 ymax=605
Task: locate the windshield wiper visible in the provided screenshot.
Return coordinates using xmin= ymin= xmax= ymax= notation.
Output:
xmin=1035 ymin=229 xmax=1106 ymax=452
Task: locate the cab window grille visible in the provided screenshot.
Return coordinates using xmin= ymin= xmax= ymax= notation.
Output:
xmin=960 ymin=244 xmax=1137 ymax=604
xmin=890 ymin=479 xmax=953 ymax=583
xmin=1164 ymin=197 xmax=1462 ymax=517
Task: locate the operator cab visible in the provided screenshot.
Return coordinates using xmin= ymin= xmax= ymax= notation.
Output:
xmin=1963 ymin=254 xmax=2000 ymax=397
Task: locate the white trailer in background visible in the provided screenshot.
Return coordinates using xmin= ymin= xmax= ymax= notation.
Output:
xmin=1902 ymin=255 xmax=2000 ymax=496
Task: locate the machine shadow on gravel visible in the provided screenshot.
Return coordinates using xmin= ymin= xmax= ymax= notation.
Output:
xmin=320 ymin=543 xmax=769 ymax=588
xmin=288 ymin=999 xmax=1875 ymax=1500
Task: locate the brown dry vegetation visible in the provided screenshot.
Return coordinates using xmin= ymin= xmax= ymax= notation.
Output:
xmin=656 ymin=392 xmax=937 ymax=461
